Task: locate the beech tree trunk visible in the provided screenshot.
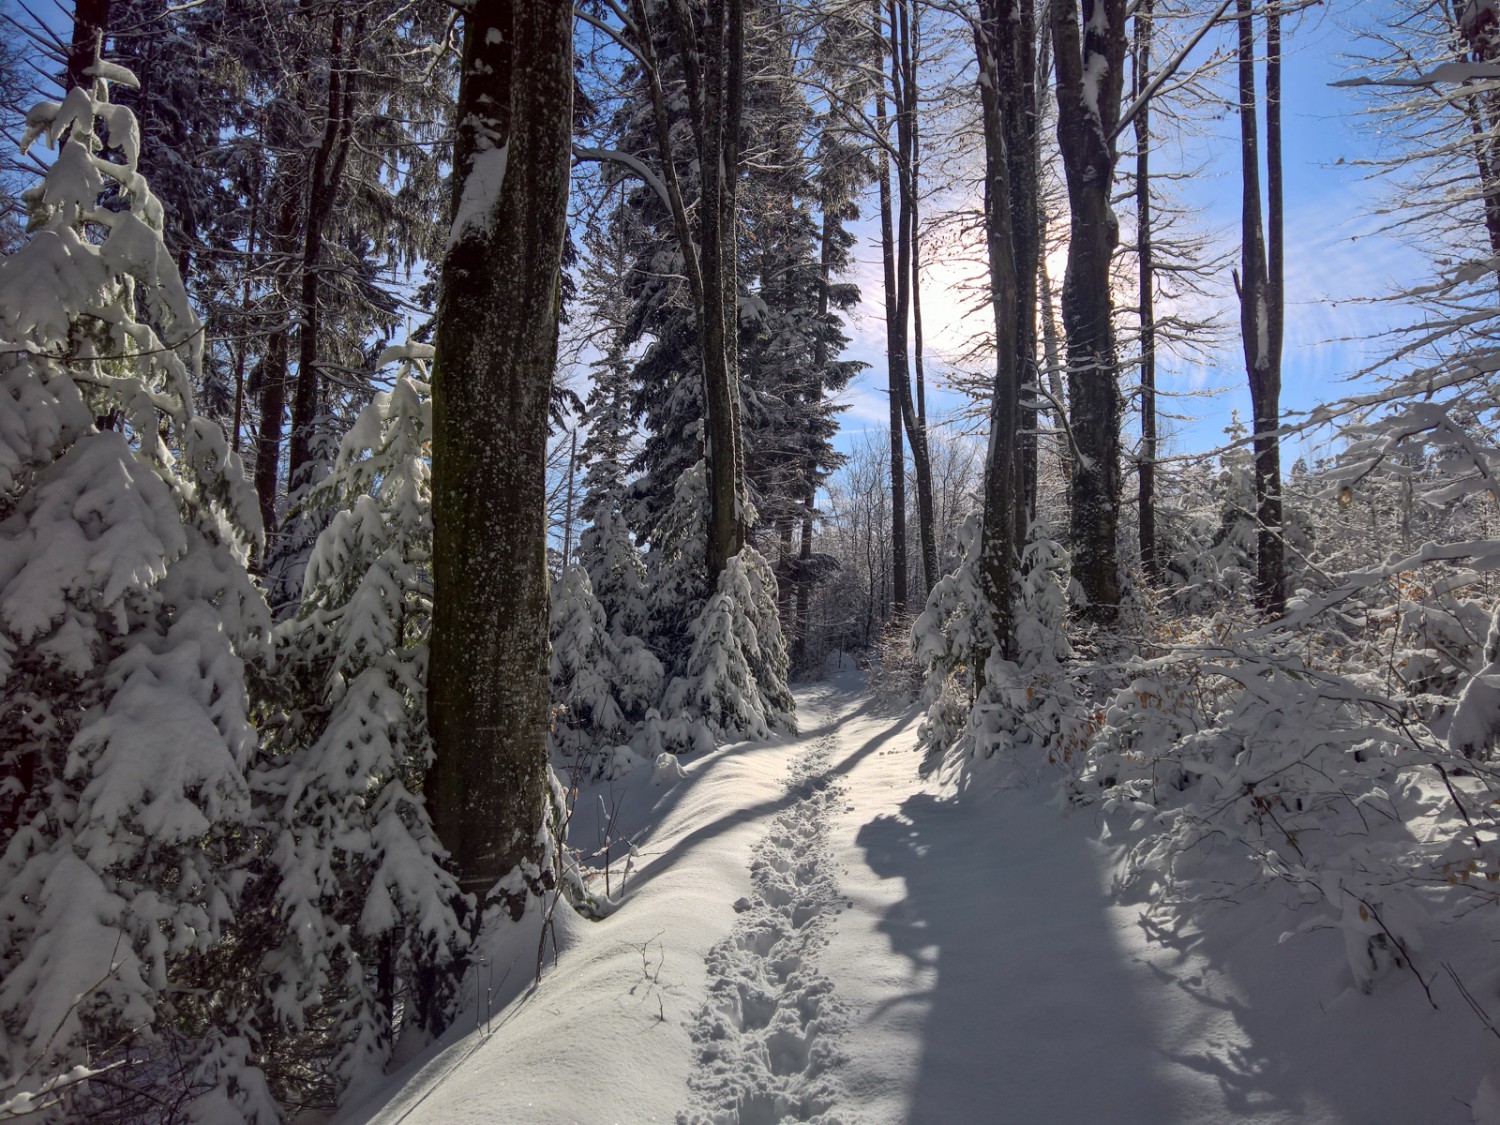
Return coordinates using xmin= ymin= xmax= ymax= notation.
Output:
xmin=426 ymin=0 xmax=572 ymax=917
xmin=1052 ymin=0 xmax=1128 ymax=625
xmin=1135 ymin=0 xmax=1159 ymax=580
xmin=1237 ymin=0 xmax=1286 ymax=616
xmin=874 ymin=2 xmax=907 ymax=616
xmin=974 ymin=0 xmax=1033 ymax=661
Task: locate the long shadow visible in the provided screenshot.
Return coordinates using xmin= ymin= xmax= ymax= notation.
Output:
xmin=856 ymin=789 xmax=1497 ymax=1124
xmin=1119 ymin=883 xmax=1497 ymax=1123
xmin=623 ymin=701 xmax=915 ymax=897
xmin=567 ymin=683 xmax=866 ymax=863
xmin=855 ymin=790 xmax=1194 ymax=1124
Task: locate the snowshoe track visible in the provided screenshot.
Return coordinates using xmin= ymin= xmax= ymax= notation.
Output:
xmin=681 ymin=738 xmax=853 ymax=1125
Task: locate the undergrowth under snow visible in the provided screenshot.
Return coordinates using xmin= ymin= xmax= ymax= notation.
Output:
xmin=335 ymin=671 xmax=1500 ymax=1125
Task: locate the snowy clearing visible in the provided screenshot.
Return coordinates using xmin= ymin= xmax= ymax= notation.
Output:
xmin=338 ymin=672 xmax=1496 ymax=1125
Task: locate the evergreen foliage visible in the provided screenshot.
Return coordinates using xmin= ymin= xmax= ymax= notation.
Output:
xmin=258 ymin=348 xmax=464 ymax=1100
xmin=0 ymin=74 xmax=274 ymax=1116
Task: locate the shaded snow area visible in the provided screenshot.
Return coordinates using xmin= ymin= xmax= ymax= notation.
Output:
xmin=338 ymin=673 xmax=1497 ymax=1125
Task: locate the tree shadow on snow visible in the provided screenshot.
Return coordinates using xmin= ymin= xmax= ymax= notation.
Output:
xmin=857 ymin=789 xmax=1494 ymax=1124
xmin=854 ymin=791 xmax=1199 ymax=1125
xmin=1116 ymin=879 xmax=1494 ymax=1123
xmin=622 ymin=690 xmax=910 ymax=897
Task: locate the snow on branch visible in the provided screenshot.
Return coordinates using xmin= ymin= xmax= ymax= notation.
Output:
xmin=573 ymin=145 xmax=677 ymax=223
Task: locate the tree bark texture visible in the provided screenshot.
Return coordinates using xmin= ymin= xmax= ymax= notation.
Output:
xmin=1052 ymin=0 xmax=1128 ymax=625
xmin=874 ymin=0 xmax=907 ymax=615
xmin=1236 ymin=0 xmax=1285 ymax=616
xmin=1135 ymin=0 xmax=1158 ymax=579
xmin=426 ymin=0 xmax=572 ymax=915
xmin=974 ymin=0 xmax=1031 ymax=661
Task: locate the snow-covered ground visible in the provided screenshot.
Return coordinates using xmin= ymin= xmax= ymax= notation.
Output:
xmin=337 ymin=672 xmax=1497 ymax=1125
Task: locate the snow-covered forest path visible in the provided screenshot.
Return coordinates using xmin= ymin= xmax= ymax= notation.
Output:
xmin=340 ymin=673 xmax=1490 ymax=1125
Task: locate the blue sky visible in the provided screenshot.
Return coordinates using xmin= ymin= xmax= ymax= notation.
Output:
xmin=831 ymin=0 xmax=1428 ymax=469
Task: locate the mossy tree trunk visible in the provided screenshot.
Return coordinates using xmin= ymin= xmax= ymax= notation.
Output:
xmin=426 ymin=0 xmax=572 ymax=919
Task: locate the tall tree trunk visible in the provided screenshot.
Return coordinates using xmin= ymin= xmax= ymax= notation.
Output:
xmin=1452 ymin=0 xmax=1500 ymax=290
xmin=288 ymin=9 xmax=356 ymax=488
xmin=1264 ymin=0 xmax=1285 ymax=612
xmin=1009 ymin=0 xmax=1041 ymax=545
xmin=793 ymin=198 xmax=843 ymax=673
xmin=699 ymin=0 xmax=749 ymax=579
xmin=974 ymin=0 xmax=1027 ymax=661
xmin=562 ymin=425 xmax=579 ymax=567
xmin=1037 ymin=227 xmax=1072 ymax=488
xmin=793 ymin=469 xmax=815 ymax=670
xmin=67 ymin=0 xmax=110 ymax=89
xmin=875 ymin=0 xmax=907 ymax=615
xmin=426 ymin=0 xmax=572 ymax=916
xmin=253 ymin=326 xmax=289 ymax=544
xmin=637 ymin=0 xmax=747 ymax=582
xmin=889 ymin=0 xmax=938 ymax=596
xmin=1135 ymin=0 xmax=1159 ymax=580
xmin=231 ymin=165 xmax=260 ymax=456
xmin=252 ymin=172 xmax=303 ymax=546
xmin=1053 ymin=0 xmax=1128 ymax=625
xmin=1237 ymin=0 xmax=1285 ymax=616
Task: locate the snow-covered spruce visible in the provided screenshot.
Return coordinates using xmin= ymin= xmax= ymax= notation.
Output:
xmin=0 ymin=76 xmax=275 ymax=1117
xmin=664 ymin=544 xmax=797 ymax=748
xmin=641 ymin=460 xmax=795 ymax=752
xmin=258 ymin=348 xmax=466 ymax=1100
xmin=550 ymin=563 xmax=664 ymax=776
xmin=681 ymin=738 xmax=850 ymax=1125
xmin=646 ymin=460 xmax=717 ymax=679
xmin=913 ymin=514 xmax=1080 ymax=773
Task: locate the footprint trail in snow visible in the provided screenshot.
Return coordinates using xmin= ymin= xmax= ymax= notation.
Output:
xmin=681 ymin=736 xmax=853 ymax=1125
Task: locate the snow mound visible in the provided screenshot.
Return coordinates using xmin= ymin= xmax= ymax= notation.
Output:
xmin=654 ymin=750 xmax=690 ymax=786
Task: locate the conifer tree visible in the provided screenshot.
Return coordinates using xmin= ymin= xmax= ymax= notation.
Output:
xmin=259 ymin=347 xmax=465 ymax=1095
xmin=0 ymin=72 xmax=274 ymax=1117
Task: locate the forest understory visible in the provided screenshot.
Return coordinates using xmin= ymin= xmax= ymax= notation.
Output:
xmin=340 ymin=672 xmax=1500 ymax=1125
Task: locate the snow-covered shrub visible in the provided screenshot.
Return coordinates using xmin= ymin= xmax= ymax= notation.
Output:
xmin=0 ymin=75 xmax=275 ymax=1116
xmin=663 ymin=546 xmax=796 ymax=745
xmin=1450 ymin=603 xmax=1500 ymax=758
xmin=867 ymin=610 xmax=923 ymax=700
xmin=257 ymin=348 xmax=465 ymax=1101
xmin=914 ymin=515 xmax=1085 ymax=775
xmin=1162 ymin=419 xmax=1258 ymax=611
xmin=550 ymin=564 xmax=663 ymax=774
xmin=1071 ymin=630 xmax=1500 ymax=994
